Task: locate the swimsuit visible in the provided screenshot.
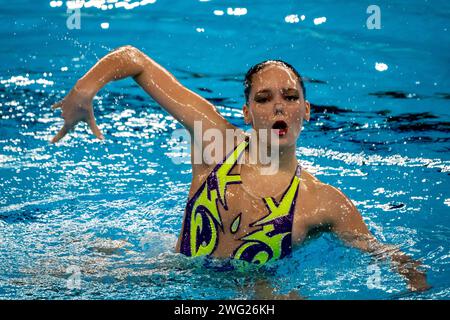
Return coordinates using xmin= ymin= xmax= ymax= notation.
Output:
xmin=179 ymin=138 xmax=302 ymax=266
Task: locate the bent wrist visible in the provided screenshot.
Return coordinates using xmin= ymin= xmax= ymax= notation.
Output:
xmin=74 ymin=79 xmax=97 ymax=100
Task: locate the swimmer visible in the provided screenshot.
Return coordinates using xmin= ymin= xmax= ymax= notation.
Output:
xmin=50 ymin=46 xmax=430 ymax=298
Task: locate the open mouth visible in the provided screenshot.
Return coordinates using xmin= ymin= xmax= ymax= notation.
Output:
xmin=272 ymin=120 xmax=288 ymax=137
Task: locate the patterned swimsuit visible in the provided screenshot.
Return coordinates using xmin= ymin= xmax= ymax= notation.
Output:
xmin=179 ymin=138 xmax=302 ymax=265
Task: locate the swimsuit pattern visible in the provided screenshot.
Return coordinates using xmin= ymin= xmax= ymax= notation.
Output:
xmin=179 ymin=139 xmax=301 ymax=265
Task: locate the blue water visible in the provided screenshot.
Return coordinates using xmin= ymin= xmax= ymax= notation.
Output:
xmin=0 ymin=0 xmax=449 ymax=299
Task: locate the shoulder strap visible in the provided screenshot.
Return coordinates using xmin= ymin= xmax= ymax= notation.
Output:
xmin=295 ymin=163 xmax=302 ymax=178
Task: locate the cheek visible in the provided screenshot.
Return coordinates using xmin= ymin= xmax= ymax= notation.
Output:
xmin=250 ymin=107 xmax=272 ymax=125
xmin=288 ymin=106 xmax=303 ymax=125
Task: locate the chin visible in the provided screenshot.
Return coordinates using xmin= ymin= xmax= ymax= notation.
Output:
xmin=271 ymin=134 xmax=296 ymax=148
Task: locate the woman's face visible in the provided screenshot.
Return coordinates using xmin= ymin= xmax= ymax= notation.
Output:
xmin=243 ymin=63 xmax=310 ymax=148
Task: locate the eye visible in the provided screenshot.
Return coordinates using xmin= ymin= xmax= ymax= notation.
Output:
xmin=285 ymin=95 xmax=299 ymax=101
xmin=254 ymin=96 xmax=269 ymax=103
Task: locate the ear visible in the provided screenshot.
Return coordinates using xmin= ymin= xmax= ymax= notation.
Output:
xmin=304 ymin=100 xmax=311 ymax=122
xmin=243 ymin=104 xmax=252 ymax=125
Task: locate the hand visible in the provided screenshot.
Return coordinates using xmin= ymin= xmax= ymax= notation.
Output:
xmin=394 ymin=257 xmax=431 ymax=292
xmin=404 ymin=268 xmax=432 ymax=292
xmin=254 ymin=288 xmax=304 ymax=300
xmin=273 ymin=290 xmax=304 ymax=300
xmin=51 ymin=85 xmax=104 ymax=143
xmin=253 ymin=279 xmax=304 ymax=300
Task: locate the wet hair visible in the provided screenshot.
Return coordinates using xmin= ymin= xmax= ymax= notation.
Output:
xmin=244 ymin=59 xmax=306 ymax=105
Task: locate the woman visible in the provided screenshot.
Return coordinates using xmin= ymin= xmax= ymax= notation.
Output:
xmin=51 ymin=45 xmax=429 ymax=295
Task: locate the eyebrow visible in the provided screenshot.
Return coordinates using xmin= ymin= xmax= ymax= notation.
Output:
xmin=281 ymin=88 xmax=300 ymax=94
xmin=255 ymin=88 xmax=299 ymax=95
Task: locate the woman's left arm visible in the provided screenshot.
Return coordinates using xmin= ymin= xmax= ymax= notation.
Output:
xmin=320 ymin=184 xmax=431 ymax=292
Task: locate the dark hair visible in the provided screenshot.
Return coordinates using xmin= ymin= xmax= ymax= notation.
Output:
xmin=244 ymin=59 xmax=306 ymax=105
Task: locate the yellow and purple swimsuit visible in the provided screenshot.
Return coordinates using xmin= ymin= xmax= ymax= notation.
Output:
xmin=180 ymin=139 xmax=301 ymax=266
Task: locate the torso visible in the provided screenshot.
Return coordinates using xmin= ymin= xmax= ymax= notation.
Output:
xmin=175 ymin=138 xmax=328 ymax=265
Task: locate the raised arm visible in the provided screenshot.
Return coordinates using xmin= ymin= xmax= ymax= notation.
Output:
xmin=320 ymin=184 xmax=430 ymax=292
xmin=51 ymin=45 xmax=234 ymax=143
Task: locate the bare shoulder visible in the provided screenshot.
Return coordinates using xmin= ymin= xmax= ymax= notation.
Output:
xmin=293 ymin=168 xmax=363 ymax=244
xmin=295 ymin=168 xmax=329 ymax=220
xmin=299 ymin=168 xmax=348 ymax=201
xmin=298 ymin=168 xmax=327 ymax=199
xmin=296 ymin=168 xmax=354 ymax=223
xmin=302 ymin=170 xmax=362 ymax=225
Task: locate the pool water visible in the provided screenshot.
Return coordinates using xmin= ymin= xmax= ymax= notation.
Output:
xmin=0 ymin=0 xmax=449 ymax=299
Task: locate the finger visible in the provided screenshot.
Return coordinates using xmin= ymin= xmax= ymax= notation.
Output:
xmin=50 ymin=124 xmax=70 ymax=143
xmin=87 ymin=116 xmax=104 ymax=140
xmin=51 ymin=101 xmax=63 ymax=110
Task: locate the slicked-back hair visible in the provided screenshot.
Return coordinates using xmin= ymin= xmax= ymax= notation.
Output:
xmin=244 ymin=60 xmax=306 ymax=105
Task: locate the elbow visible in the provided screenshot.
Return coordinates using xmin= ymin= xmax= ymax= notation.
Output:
xmin=120 ymin=44 xmax=139 ymax=53
xmin=113 ymin=45 xmax=144 ymax=61
xmin=124 ymin=45 xmax=143 ymax=57
xmin=114 ymin=45 xmax=146 ymax=71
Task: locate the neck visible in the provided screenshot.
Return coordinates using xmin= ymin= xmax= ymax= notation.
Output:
xmin=277 ymin=144 xmax=298 ymax=171
xmin=247 ymin=140 xmax=298 ymax=175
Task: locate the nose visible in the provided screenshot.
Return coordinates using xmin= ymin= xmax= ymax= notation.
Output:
xmin=274 ymin=102 xmax=285 ymax=115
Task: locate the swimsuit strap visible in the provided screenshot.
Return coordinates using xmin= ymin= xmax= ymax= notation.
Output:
xmin=295 ymin=162 xmax=302 ymax=178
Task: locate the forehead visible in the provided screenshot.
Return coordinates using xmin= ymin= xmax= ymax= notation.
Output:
xmin=251 ymin=63 xmax=300 ymax=93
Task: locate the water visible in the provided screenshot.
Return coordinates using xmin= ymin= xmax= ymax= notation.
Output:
xmin=0 ymin=0 xmax=449 ymax=299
